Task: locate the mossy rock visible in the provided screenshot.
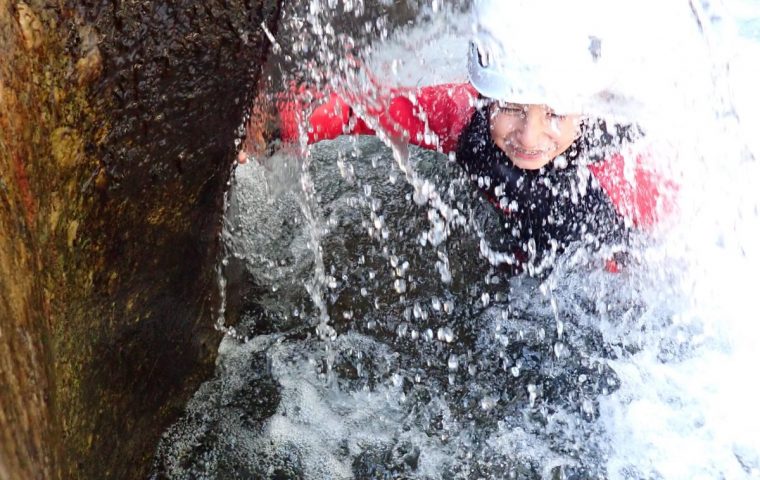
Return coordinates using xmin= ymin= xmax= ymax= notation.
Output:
xmin=0 ymin=1 xmax=280 ymax=478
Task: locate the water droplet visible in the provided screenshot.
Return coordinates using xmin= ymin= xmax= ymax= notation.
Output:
xmin=527 ymin=384 xmax=538 ymax=407
xmin=447 ymin=355 xmax=459 ymax=371
xmin=480 ymin=395 xmax=498 ymax=411
xmin=316 ymin=322 xmax=337 ymax=341
xmin=436 ymin=254 xmax=452 ymax=283
xmin=443 ymin=300 xmax=454 ymax=314
xmin=431 ymin=297 xmax=442 ymax=311
xmin=423 ymin=329 xmax=434 ymax=342
xmin=554 ymin=341 xmax=569 ymax=358
xmin=437 ymin=327 xmax=455 ymax=343
xmin=396 ymin=322 xmax=408 ymax=338
xmin=581 ymin=398 xmax=595 ymax=416
xmin=481 ymin=293 xmax=491 ymax=307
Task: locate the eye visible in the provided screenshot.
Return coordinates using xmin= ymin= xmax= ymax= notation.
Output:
xmin=495 ymin=102 xmax=524 ymax=115
xmin=546 ymin=111 xmax=567 ymax=121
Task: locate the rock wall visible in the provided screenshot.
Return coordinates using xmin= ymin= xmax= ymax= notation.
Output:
xmin=0 ymin=1 xmax=280 ymax=478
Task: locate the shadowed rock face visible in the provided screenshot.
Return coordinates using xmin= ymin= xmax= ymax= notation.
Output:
xmin=0 ymin=1 xmax=280 ymax=479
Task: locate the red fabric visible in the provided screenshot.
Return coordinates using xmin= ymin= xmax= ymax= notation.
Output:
xmin=279 ymin=82 xmax=677 ymax=231
xmin=588 ymin=153 xmax=678 ymax=230
xmin=279 ymin=83 xmax=478 ymax=154
xmin=604 ymin=259 xmax=621 ymax=273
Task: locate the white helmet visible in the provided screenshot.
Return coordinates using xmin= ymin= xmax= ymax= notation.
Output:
xmin=467 ymin=0 xmax=617 ymax=114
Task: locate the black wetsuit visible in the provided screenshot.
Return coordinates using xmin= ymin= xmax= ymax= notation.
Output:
xmin=455 ymin=106 xmax=640 ymax=270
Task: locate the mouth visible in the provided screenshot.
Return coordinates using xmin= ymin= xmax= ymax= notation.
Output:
xmin=505 ymin=143 xmax=554 ymax=161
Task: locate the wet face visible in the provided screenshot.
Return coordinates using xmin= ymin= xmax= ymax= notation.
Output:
xmin=488 ymin=102 xmax=582 ymax=170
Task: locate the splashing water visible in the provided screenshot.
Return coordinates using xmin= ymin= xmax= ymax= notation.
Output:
xmin=154 ymin=1 xmax=760 ymax=479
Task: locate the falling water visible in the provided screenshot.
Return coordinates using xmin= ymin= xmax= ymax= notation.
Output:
xmin=153 ymin=1 xmax=760 ymax=478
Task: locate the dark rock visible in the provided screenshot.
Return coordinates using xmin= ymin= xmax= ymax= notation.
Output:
xmin=0 ymin=1 xmax=281 ymax=478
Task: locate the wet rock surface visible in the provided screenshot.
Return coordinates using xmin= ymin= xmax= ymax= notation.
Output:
xmin=1 ymin=1 xmax=279 ymax=478
xmin=154 ymin=139 xmax=655 ymax=479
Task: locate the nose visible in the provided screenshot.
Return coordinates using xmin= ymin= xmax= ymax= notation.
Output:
xmin=515 ymin=107 xmax=547 ymax=149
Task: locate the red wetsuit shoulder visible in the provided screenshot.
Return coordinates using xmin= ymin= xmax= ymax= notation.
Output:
xmin=589 ymin=151 xmax=679 ymax=231
xmin=279 ymin=82 xmax=478 ymax=154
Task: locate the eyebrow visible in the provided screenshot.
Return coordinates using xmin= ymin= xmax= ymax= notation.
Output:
xmin=499 ymin=102 xmax=557 ymax=114
xmin=495 ymin=102 xmax=525 ymax=110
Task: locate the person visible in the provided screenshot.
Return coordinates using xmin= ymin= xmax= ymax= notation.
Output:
xmin=246 ymin=0 xmax=677 ymax=275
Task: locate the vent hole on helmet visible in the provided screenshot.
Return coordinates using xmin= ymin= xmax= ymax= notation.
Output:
xmin=477 ymin=46 xmax=490 ymax=68
xmin=588 ymin=36 xmax=602 ymax=62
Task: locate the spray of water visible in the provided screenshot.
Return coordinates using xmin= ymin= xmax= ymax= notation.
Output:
xmin=156 ymin=1 xmax=760 ymax=478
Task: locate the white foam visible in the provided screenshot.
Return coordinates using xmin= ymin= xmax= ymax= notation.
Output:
xmin=365 ymin=2 xmax=760 ymax=478
xmin=189 ymin=1 xmax=760 ymax=478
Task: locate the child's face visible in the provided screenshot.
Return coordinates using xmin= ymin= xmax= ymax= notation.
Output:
xmin=488 ymin=102 xmax=582 ymax=170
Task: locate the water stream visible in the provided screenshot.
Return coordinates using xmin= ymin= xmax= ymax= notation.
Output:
xmin=152 ymin=1 xmax=760 ymax=478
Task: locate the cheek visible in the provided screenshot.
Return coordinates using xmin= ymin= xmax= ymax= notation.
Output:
xmin=550 ymin=118 xmax=581 ymax=144
xmin=489 ymin=114 xmax=516 ymax=141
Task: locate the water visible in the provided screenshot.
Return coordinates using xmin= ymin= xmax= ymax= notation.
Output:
xmin=153 ymin=1 xmax=760 ymax=478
